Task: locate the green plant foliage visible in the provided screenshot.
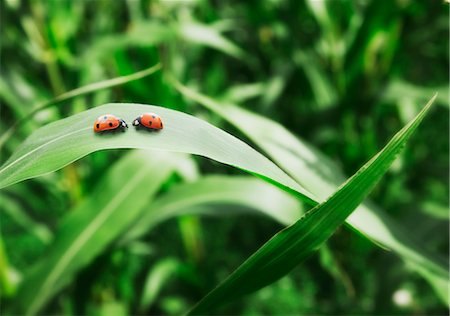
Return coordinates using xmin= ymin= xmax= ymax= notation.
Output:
xmin=187 ymin=94 xmax=437 ymax=314
xmin=2 ymin=1 xmax=448 ymax=315
xmin=13 ymin=150 xmax=188 ymax=315
xmin=0 ymin=104 xmax=313 ymax=203
xmin=173 ymin=81 xmax=449 ymax=304
xmin=122 ymin=175 xmax=303 ymax=243
xmin=1 ymin=193 xmax=52 ymax=245
xmin=139 ymin=257 xmax=182 ymax=311
xmin=176 ymin=21 xmax=248 ymax=61
xmin=0 ymin=63 xmax=161 ymax=148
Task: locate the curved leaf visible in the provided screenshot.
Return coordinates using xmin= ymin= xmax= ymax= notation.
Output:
xmin=0 ymin=103 xmax=315 ymax=205
xmin=122 ymin=175 xmax=303 ymax=243
xmin=139 ymin=258 xmax=183 ymax=311
xmin=176 ymin=21 xmax=247 ymax=60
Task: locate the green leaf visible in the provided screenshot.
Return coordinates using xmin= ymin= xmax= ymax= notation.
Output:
xmin=139 ymin=258 xmax=182 ymax=311
xmin=383 ymin=79 xmax=449 ymax=108
xmin=293 ymin=50 xmax=337 ymax=109
xmin=122 ymin=175 xmax=303 ymax=243
xmin=0 ymin=103 xmax=314 ymax=205
xmin=176 ymin=21 xmax=247 ymax=60
xmin=82 ymin=19 xmax=247 ymax=63
xmin=187 ymin=94 xmax=437 ymax=314
xmin=13 ymin=150 xmax=184 ymax=315
xmin=0 ymin=237 xmax=21 ymax=298
xmin=0 ymin=193 xmax=52 ymax=244
xmin=172 ymin=79 xmax=449 ymax=305
xmin=118 ymin=175 xmax=303 ymax=310
xmin=81 ymin=21 xmax=174 ymax=62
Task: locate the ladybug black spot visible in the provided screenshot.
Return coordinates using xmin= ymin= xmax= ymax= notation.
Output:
xmin=152 ymin=115 xmax=155 ymax=118
xmin=104 ymin=116 xmax=107 ymax=119
xmin=96 ymin=124 xmax=100 ymax=129
xmin=109 ymin=122 xmax=113 ymax=127
xmin=149 ymin=121 xmax=152 ymax=125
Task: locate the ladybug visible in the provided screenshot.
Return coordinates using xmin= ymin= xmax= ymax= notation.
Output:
xmin=93 ymin=114 xmax=128 ymax=133
xmin=132 ymin=113 xmax=163 ymax=130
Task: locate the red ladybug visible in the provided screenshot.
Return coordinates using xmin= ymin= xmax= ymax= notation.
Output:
xmin=93 ymin=114 xmax=128 ymax=133
xmin=132 ymin=113 xmax=163 ymax=130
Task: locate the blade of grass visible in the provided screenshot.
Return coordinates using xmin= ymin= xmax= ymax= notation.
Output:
xmin=0 ymin=237 xmax=20 ymax=298
xmin=139 ymin=258 xmax=183 ymax=312
xmin=0 ymin=193 xmax=53 ymax=244
xmin=176 ymin=21 xmax=248 ymax=60
xmin=187 ymin=93 xmax=436 ymax=314
xmin=0 ymin=103 xmax=315 ymax=205
xmin=122 ymin=175 xmax=303 ymax=244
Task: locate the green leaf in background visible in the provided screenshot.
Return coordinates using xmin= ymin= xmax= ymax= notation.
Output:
xmin=176 ymin=21 xmax=247 ymax=60
xmin=82 ymin=19 xmax=247 ymax=64
xmin=120 ymin=175 xmax=303 ymax=312
xmin=122 ymin=175 xmax=303 ymax=244
xmin=0 ymin=237 xmax=21 ymax=298
xmin=0 ymin=193 xmax=52 ymax=244
xmin=13 ymin=150 xmax=187 ymax=315
xmin=383 ymin=79 xmax=449 ymax=107
xmin=187 ymin=93 xmax=437 ymax=315
xmin=139 ymin=257 xmax=182 ymax=312
xmin=383 ymin=79 xmax=450 ymax=124
xmin=0 ymin=103 xmax=315 ymax=205
xmin=172 ymin=80 xmax=449 ymax=306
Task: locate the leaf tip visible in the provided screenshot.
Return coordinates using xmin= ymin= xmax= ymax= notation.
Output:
xmin=427 ymin=92 xmax=438 ymax=109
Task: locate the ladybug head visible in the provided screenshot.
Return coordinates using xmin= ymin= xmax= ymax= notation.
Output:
xmin=120 ymin=119 xmax=128 ymax=128
xmin=132 ymin=119 xmax=140 ymax=126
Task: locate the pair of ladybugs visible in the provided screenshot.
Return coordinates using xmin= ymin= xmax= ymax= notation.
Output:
xmin=93 ymin=113 xmax=163 ymax=133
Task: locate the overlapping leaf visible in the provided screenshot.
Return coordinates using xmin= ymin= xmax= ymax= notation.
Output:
xmin=187 ymin=94 xmax=437 ymax=314
xmin=172 ymin=81 xmax=449 ymax=306
xmin=122 ymin=175 xmax=303 ymax=243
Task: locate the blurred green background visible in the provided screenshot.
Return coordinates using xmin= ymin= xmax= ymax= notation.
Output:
xmin=0 ymin=0 xmax=448 ymax=315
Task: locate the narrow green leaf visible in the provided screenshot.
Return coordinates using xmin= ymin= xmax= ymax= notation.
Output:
xmin=187 ymin=95 xmax=436 ymax=314
xmin=0 ymin=237 xmax=20 ymax=298
xmin=223 ymin=82 xmax=266 ymax=103
xmin=81 ymin=21 xmax=174 ymax=62
xmin=0 ymin=193 xmax=52 ymax=244
xmin=176 ymin=21 xmax=247 ymax=60
xmin=383 ymin=79 xmax=449 ymax=107
xmin=13 ymin=150 xmax=183 ymax=315
xmin=140 ymin=258 xmax=182 ymax=311
xmin=294 ymin=51 xmax=337 ymax=109
xmin=122 ymin=176 xmax=303 ymax=243
xmin=0 ymin=103 xmax=315 ymax=205
xmin=82 ymin=19 xmax=247 ymax=63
